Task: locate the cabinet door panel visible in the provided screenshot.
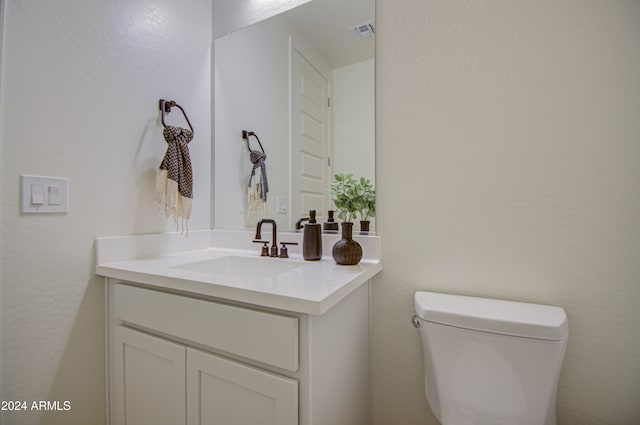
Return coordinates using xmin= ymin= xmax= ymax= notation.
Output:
xmin=112 ymin=326 xmax=186 ymax=425
xmin=187 ymin=348 xmax=297 ymax=425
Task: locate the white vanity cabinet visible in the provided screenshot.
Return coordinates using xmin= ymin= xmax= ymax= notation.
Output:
xmin=106 ymin=279 xmax=371 ymax=425
xmin=186 ymin=347 xmax=298 ymax=425
xmin=112 ymin=325 xmax=186 ymax=425
xmin=112 ymin=325 xmax=297 ymax=425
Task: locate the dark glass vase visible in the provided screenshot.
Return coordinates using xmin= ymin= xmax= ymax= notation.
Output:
xmin=332 ymin=222 xmax=363 ymax=265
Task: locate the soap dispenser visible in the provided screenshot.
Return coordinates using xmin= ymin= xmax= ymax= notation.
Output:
xmin=303 ymin=210 xmax=322 ymax=261
xmin=323 ymin=210 xmax=339 ymax=231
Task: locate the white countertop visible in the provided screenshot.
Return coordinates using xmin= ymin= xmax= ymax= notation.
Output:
xmin=96 ymin=229 xmax=382 ymax=315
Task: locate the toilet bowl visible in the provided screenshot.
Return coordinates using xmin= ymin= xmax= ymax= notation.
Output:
xmin=413 ymin=291 xmax=568 ymax=425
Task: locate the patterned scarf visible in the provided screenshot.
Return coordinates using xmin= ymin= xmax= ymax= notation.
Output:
xmin=155 ymin=126 xmax=193 ymax=232
xmin=249 ymin=150 xmax=268 ymax=202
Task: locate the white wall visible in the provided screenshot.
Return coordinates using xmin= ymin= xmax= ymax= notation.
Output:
xmin=212 ymin=0 xmax=310 ymax=39
xmin=0 ymin=0 xmax=5 ymax=407
xmin=0 ymin=0 xmax=211 ymax=424
xmin=332 ymin=59 xmax=375 ymax=184
xmin=2 ymin=1 xmax=639 ymax=424
xmin=374 ymin=1 xmax=640 ymax=424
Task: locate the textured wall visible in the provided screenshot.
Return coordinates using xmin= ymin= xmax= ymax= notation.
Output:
xmin=212 ymin=0 xmax=310 ymax=39
xmin=0 ymin=0 xmax=211 ymax=424
xmin=0 ymin=0 xmax=6 ymax=407
xmin=373 ymin=1 xmax=640 ymax=424
xmin=2 ymin=1 xmax=640 ymax=424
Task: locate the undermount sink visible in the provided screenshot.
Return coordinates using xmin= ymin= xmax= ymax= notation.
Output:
xmin=172 ymin=256 xmax=303 ymax=280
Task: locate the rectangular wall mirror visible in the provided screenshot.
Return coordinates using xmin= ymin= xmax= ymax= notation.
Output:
xmin=214 ymin=0 xmax=375 ymax=232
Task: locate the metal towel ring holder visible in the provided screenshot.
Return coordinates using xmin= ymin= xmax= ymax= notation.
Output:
xmin=241 ymin=130 xmax=265 ymax=154
xmin=159 ymin=99 xmax=194 ymax=134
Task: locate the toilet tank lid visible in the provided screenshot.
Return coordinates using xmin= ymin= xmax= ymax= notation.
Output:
xmin=414 ymin=292 xmax=568 ymax=341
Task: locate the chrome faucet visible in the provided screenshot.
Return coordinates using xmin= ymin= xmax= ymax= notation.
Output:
xmin=254 ymin=219 xmax=278 ymax=257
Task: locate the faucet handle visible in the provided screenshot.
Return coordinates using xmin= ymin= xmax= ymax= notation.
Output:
xmin=279 ymin=242 xmax=298 ymax=258
xmin=253 ymin=240 xmax=270 ymax=256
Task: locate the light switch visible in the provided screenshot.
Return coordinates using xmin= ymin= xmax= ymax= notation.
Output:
xmin=277 ymin=196 xmax=287 ymax=214
xmin=48 ymin=184 xmax=61 ymax=205
xmin=31 ymin=184 xmax=45 ymax=205
xmin=21 ymin=175 xmax=69 ymax=214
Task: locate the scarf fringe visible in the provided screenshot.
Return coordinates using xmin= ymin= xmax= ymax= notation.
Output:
xmin=247 ymin=167 xmax=268 ymax=217
xmin=156 ymin=169 xmax=192 ymax=235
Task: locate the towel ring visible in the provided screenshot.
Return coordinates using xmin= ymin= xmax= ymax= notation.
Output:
xmin=242 ymin=130 xmax=265 ymax=154
xmin=159 ymin=99 xmax=194 ymax=134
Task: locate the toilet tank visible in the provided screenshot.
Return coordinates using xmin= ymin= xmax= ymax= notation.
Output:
xmin=414 ymin=292 xmax=568 ymax=425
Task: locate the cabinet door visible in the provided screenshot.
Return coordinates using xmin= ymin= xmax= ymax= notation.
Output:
xmin=112 ymin=326 xmax=186 ymax=425
xmin=187 ymin=348 xmax=298 ymax=425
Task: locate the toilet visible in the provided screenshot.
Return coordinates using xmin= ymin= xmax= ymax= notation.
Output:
xmin=413 ymin=291 xmax=568 ymax=425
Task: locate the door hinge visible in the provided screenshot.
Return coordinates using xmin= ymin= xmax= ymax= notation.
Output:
xmin=328 ymin=157 xmax=331 ymax=166
xmin=328 ymin=97 xmax=331 ymax=108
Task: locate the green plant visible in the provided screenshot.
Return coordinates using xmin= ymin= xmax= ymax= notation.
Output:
xmin=329 ymin=173 xmax=359 ymax=222
xmin=329 ymin=173 xmax=376 ymax=222
xmin=357 ymin=177 xmax=376 ymax=221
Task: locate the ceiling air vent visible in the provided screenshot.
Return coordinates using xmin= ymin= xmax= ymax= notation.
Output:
xmin=351 ymin=20 xmax=375 ymax=39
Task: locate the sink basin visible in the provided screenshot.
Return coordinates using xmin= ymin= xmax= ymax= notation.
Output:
xmin=172 ymin=256 xmax=302 ymax=280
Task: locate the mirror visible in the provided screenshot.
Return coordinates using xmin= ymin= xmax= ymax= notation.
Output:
xmin=214 ymin=0 xmax=375 ymax=232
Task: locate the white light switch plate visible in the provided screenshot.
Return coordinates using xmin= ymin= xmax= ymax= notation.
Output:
xmin=276 ymin=196 xmax=287 ymax=214
xmin=21 ymin=175 xmax=69 ymax=214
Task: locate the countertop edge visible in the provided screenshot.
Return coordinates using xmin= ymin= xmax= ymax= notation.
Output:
xmin=95 ymin=231 xmax=382 ymax=315
xmin=96 ymin=260 xmax=381 ymax=315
